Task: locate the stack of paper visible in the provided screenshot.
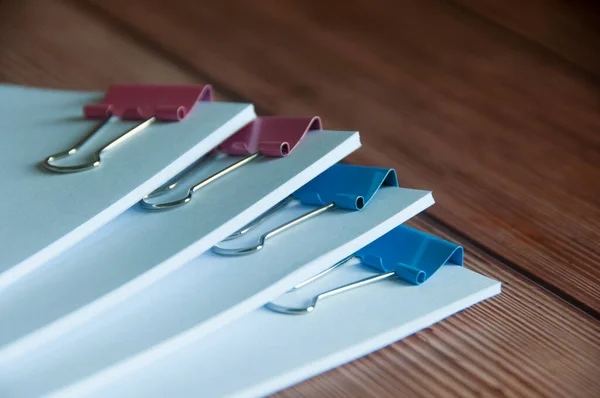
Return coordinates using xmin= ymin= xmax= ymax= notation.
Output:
xmin=0 ymin=84 xmax=255 ymax=287
xmin=0 ymin=83 xmax=500 ymax=398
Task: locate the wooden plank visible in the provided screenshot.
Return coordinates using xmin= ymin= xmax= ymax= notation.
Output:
xmin=1 ymin=1 xmax=598 ymax=397
xmin=275 ymin=217 xmax=600 ymax=398
xmin=81 ymin=0 xmax=600 ymax=312
xmin=453 ymin=0 xmax=600 ymax=78
xmin=0 ymin=0 xmax=194 ymax=90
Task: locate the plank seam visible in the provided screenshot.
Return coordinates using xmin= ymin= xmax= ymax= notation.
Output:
xmin=419 ymin=211 xmax=600 ymax=320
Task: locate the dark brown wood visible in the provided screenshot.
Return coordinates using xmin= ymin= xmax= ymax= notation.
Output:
xmin=0 ymin=0 xmax=194 ymax=90
xmin=79 ymin=0 xmax=600 ymax=312
xmin=452 ymin=0 xmax=600 ymax=78
xmin=1 ymin=0 xmax=599 ymax=396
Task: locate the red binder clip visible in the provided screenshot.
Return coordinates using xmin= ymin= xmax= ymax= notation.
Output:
xmin=42 ymin=84 xmax=213 ymax=173
xmin=140 ymin=116 xmax=322 ymax=211
xmin=219 ymin=116 xmax=322 ymax=157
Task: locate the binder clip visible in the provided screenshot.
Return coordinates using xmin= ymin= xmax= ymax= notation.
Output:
xmin=211 ymin=164 xmax=399 ymax=256
xmin=140 ymin=116 xmax=322 ymax=211
xmin=265 ymin=225 xmax=464 ymax=314
xmin=42 ymin=84 xmax=213 ymax=173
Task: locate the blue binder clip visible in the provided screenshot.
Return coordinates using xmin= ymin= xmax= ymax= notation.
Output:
xmin=265 ymin=225 xmax=464 ymax=315
xmin=211 ymin=164 xmax=398 ymax=256
xmin=293 ymin=164 xmax=398 ymax=210
xmin=356 ymin=226 xmax=463 ymax=285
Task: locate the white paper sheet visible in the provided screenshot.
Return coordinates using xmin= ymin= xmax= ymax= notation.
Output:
xmin=0 ymin=187 xmax=433 ymax=397
xmin=0 ymin=129 xmax=361 ymax=359
xmin=0 ymin=84 xmax=255 ymax=287
xmin=76 ymin=267 xmax=499 ymax=398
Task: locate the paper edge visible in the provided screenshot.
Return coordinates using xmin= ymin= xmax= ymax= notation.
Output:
xmin=50 ymin=189 xmax=433 ymax=397
xmin=237 ymin=281 xmax=501 ymax=398
xmin=0 ymin=105 xmax=257 ymax=289
xmin=1 ymin=133 xmax=362 ymax=361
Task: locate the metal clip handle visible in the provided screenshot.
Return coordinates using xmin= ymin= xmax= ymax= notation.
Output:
xmin=43 ymin=117 xmax=156 ymax=173
xmin=265 ymin=255 xmax=396 ymax=315
xmin=212 ymin=202 xmax=335 ymax=256
xmin=140 ymin=152 xmax=261 ymax=211
xmin=223 ymin=196 xmax=293 ymax=241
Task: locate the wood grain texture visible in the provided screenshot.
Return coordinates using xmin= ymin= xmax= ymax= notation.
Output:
xmin=452 ymin=0 xmax=600 ymax=78
xmin=0 ymin=0 xmax=194 ymax=90
xmin=80 ymin=0 xmax=600 ymax=312
xmin=276 ymin=216 xmax=600 ymax=398
xmin=1 ymin=1 xmax=599 ymax=397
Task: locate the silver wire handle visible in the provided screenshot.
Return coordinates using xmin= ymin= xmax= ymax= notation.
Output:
xmin=211 ymin=202 xmax=336 ymax=256
xmin=264 ymin=255 xmax=396 ymax=315
xmin=140 ymin=152 xmax=261 ymax=211
xmin=43 ymin=117 xmax=156 ymax=173
xmin=223 ymin=196 xmax=293 ymax=241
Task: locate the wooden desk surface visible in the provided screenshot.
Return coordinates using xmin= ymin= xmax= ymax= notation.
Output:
xmin=1 ymin=0 xmax=598 ymax=396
